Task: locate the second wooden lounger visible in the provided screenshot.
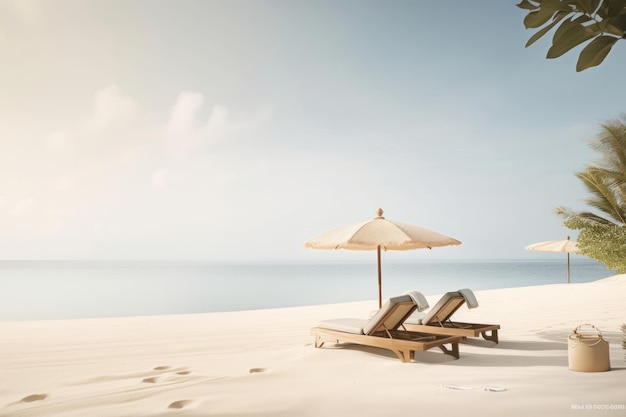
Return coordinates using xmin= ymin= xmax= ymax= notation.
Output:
xmin=403 ymin=289 xmax=500 ymax=343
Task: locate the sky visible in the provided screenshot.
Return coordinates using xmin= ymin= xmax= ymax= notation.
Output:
xmin=0 ymin=0 xmax=625 ymax=262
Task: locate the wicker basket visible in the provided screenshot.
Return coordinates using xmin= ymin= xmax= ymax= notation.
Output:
xmin=568 ymin=324 xmax=610 ymax=372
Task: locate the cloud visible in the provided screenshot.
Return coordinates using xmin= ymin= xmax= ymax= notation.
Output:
xmin=166 ymin=91 xmax=204 ymax=134
xmin=163 ymin=91 xmax=273 ymax=157
xmin=91 ymin=85 xmax=139 ymax=129
xmin=0 ymin=85 xmax=144 ymax=241
xmin=205 ymin=105 xmax=234 ymax=138
xmin=164 ymin=92 xmax=228 ymax=155
xmin=0 ymin=84 xmax=276 ymax=258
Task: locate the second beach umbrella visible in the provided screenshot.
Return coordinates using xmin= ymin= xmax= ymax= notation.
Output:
xmin=304 ymin=208 xmax=462 ymax=308
xmin=525 ymin=236 xmax=580 ymax=284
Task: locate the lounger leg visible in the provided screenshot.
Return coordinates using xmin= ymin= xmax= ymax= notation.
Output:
xmin=314 ymin=336 xmax=325 ymax=348
xmin=391 ymin=349 xmax=411 ymax=363
xmin=480 ymin=330 xmax=499 ymax=344
xmin=438 ymin=342 xmax=460 ymax=359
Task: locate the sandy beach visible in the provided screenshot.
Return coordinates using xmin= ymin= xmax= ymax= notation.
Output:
xmin=1 ymin=276 xmax=625 ymax=417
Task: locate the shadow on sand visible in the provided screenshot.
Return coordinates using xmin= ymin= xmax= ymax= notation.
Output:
xmin=311 ymin=327 xmax=625 ymax=368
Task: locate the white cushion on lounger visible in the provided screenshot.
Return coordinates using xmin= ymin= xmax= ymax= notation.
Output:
xmin=458 ymin=288 xmax=479 ymax=309
xmin=317 ymin=318 xmax=367 ymax=334
xmin=363 ymin=294 xmax=415 ymax=335
xmin=403 ymin=290 xmax=430 ymax=312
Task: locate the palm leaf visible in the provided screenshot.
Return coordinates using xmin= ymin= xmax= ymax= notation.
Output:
xmin=606 ymin=0 xmax=626 ymax=16
xmin=548 ymin=20 xmax=597 ymax=58
xmin=577 ymin=169 xmax=626 ymax=225
xmin=592 ymin=117 xmax=626 ymax=174
xmin=525 ymin=8 xmax=560 ymax=28
xmin=553 ymin=14 xmax=593 ymax=44
xmin=577 ymin=36 xmax=618 ymax=71
xmin=517 ymin=0 xmax=540 ymax=11
xmin=526 ymin=11 xmax=571 ymax=47
xmin=573 ymin=0 xmax=601 ymax=15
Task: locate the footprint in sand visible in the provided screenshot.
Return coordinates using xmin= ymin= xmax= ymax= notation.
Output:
xmin=20 ymin=394 xmax=48 ymax=403
xmin=249 ymin=368 xmax=267 ymax=374
xmin=144 ymin=368 xmax=192 ymax=382
xmin=168 ymin=399 xmax=196 ymax=409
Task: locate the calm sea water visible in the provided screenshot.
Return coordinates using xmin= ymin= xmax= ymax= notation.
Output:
xmin=0 ymin=259 xmax=617 ymax=321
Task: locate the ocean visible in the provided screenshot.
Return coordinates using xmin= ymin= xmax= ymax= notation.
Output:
xmin=0 ymin=259 xmax=617 ymax=321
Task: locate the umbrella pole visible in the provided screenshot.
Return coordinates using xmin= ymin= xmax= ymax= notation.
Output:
xmin=567 ymin=253 xmax=571 ymax=284
xmin=377 ymin=245 xmax=382 ymax=308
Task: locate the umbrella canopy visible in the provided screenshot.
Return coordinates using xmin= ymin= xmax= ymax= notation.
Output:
xmin=304 ymin=208 xmax=461 ymax=307
xmin=525 ymin=236 xmax=580 ymax=283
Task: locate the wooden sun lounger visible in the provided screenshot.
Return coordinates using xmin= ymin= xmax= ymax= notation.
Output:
xmin=403 ymin=290 xmax=500 ymax=343
xmin=311 ymin=294 xmax=462 ymax=362
xmin=312 ymin=327 xmax=461 ymax=362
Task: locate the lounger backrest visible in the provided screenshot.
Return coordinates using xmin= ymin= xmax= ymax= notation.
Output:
xmin=421 ymin=292 xmax=465 ymax=325
xmin=363 ymin=294 xmax=417 ymax=335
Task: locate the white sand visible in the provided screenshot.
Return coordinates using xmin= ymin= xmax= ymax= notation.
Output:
xmin=1 ymin=276 xmax=625 ymax=416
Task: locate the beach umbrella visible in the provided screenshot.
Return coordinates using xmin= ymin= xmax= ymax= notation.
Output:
xmin=304 ymin=208 xmax=462 ymax=308
xmin=525 ymin=236 xmax=580 ymax=284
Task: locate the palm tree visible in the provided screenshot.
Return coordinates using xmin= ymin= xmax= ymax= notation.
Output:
xmin=556 ymin=115 xmax=626 ymax=272
xmin=558 ymin=114 xmax=626 ymax=225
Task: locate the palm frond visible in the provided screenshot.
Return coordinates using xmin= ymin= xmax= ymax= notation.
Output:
xmin=592 ymin=115 xmax=626 ymax=174
xmin=577 ymin=211 xmax=616 ymax=225
xmin=577 ymin=169 xmax=626 ymax=224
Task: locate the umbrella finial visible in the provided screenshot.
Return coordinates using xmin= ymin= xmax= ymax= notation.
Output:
xmin=375 ymin=208 xmax=384 ymax=219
